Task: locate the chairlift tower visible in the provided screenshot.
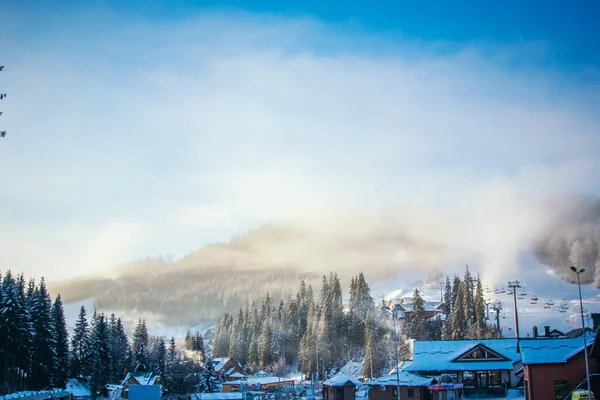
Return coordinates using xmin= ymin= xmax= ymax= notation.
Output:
xmin=508 ymin=280 xmax=521 ymax=339
xmin=491 ymin=301 xmax=503 ymax=337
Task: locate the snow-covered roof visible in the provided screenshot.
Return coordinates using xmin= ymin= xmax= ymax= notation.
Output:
xmin=520 ymin=332 xmax=596 ymax=365
xmin=406 ymin=339 xmax=519 ymax=372
xmin=323 ymin=374 xmax=361 ymax=387
xmin=370 ymin=371 xmax=435 ymax=387
xmin=224 ymin=377 xmax=293 ymax=386
xmin=0 ymin=390 xmax=72 ymax=400
xmin=192 ymin=393 xmax=243 ymax=400
xmin=213 ymin=357 xmax=233 ymax=372
xmin=229 ymin=372 xmax=245 ymax=379
xmin=122 ymin=371 xmax=160 ymax=386
xmin=65 ymin=379 xmax=91 ymax=397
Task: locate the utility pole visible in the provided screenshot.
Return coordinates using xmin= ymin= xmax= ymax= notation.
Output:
xmin=492 ymin=302 xmax=503 ymax=337
xmin=508 ymin=280 xmax=521 ymax=339
xmin=343 ymin=343 xmax=350 ymax=363
xmin=385 ymin=305 xmax=401 ymax=400
xmin=272 ymin=331 xmax=286 ymax=400
xmin=571 ymin=266 xmax=592 ymax=397
xmin=438 ymin=281 xmax=444 ymax=303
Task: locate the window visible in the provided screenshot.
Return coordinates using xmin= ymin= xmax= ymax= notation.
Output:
xmin=392 ymin=388 xmax=398 ymax=396
xmin=554 ymin=380 xmax=569 ymax=400
xmin=407 ymin=388 xmax=415 ymax=397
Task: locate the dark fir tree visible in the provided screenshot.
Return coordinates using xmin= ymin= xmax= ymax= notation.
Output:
xmin=132 ymin=318 xmax=149 ymax=371
xmin=409 ymin=288 xmax=427 ymax=340
xmin=71 ymin=306 xmax=91 ymax=379
xmin=30 ymin=278 xmax=57 ymax=390
xmin=154 ymin=337 xmax=167 ymax=376
xmin=443 ymin=276 xmax=452 ymax=314
xmin=89 ymin=313 xmax=111 ymax=399
xmin=52 ymin=294 xmax=70 ymax=388
xmin=198 ymin=355 xmax=219 ymax=393
xmin=109 ymin=316 xmax=130 ymax=381
xmin=168 ymin=337 xmax=177 ymax=364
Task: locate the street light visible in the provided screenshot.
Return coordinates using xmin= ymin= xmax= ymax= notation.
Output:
xmin=384 ymin=305 xmax=401 ymax=400
xmin=272 ymin=331 xmax=286 ymax=400
xmin=571 ymin=266 xmax=591 ymax=397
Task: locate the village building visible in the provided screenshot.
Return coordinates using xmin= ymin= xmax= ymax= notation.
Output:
xmin=212 ymin=358 xmax=244 ymax=382
xmin=405 ymin=338 xmax=520 ymax=397
xmin=222 ymin=377 xmax=294 ymax=393
xmin=520 ymin=331 xmax=599 ymax=400
xmin=121 ymin=371 xmax=162 ymax=399
xmin=391 ymin=296 xmax=445 ymax=321
xmin=368 ymin=371 xmax=436 ymax=400
xmin=65 ymin=379 xmax=91 ymax=400
xmin=322 ymin=374 xmax=361 ymax=400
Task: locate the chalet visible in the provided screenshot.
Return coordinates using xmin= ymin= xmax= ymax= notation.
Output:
xmin=520 ymin=332 xmax=599 ymax=400
xmin=222 ymin=377 xmax=294 ymax=393
xmin=323 ymin=374 xmax=361 ymax=400
xmin=405 ymin=338 xmax=520 ymax=397
xmin=121 ymin=371 xmax=162 ymax=399
xmin=391 ymin=297 xmax=445 ymax=321
xmin=368 ymin=371 xmax=435 ymax=400
xmin=65 ymin=378 xmax=91 ymax=400
xmin=212 ymin=358 xmax=244 ymax=381
xmin=203 ymin=328 xmax=215 ymax=341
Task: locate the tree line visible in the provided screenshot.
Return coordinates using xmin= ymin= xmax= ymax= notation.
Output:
xmin=211 ymin=267 xmax=496 ymax=380
xmin=0 ymin=270 xmax=218 ymax=397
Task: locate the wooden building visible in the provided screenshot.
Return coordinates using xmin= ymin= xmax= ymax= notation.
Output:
xmin=212 ymin=358 xmax=244 ymax=381
xmin=520 ymin=332 xmax=600 ymax=400
xmin=121 ymin=371 xmax=162 ymax=399
xmin=405 ymin=338 xmax=520 ymax=396
xmin=323 ymin=374 xmax=361 ymax=400
xmin=369 ymin=371 xmax=435 ymax=400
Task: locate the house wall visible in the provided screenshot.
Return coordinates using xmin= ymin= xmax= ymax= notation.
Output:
xmin=369 ymin=385 xmax=429 ymax=400
xmin=524 ymin=352 xmax=598 ymax=400
xmin=323 ymin=385 xmax=355 ymax=400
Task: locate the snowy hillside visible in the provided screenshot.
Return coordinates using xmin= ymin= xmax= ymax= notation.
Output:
xmin=378 ymin=250 xmax=600 ymax=337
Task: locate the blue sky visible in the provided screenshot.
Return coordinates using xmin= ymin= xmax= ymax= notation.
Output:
xmin=0 ymin=0 xmax=599 ymax=281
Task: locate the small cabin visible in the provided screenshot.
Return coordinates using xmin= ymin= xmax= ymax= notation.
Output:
xmin=323 ymin=374 xmax=361 ymax=400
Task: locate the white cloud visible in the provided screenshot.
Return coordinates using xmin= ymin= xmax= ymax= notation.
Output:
xmin=0 ymin=10 xmax=599 ymax=280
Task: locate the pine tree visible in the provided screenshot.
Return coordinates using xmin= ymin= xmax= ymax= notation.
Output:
xmin=154 ymin=337 xmax=167 ymax=375
xmin=168 ymin=337 xmax=177 ymax=363
xmin=71 ymin=305 xmax=91 ymax=379
xmin=443 ymin=276 xmax=452 ymax=314
xmin=89 ymin=313 xmax=111 ymax=399
xmin=52 ymin=295 xmax=70 ymax=388
xmin=451 ymin=275 xmax=461 ymax=308
xmin=198 ymin=355 xmax=219 ymax=393
xmin=258 ymin=320 xmax=273 ymax=368
xmin=474 ymin=276 xmax=486 ymax=337
xmin=463 ymin=266 xmax=474 ymax=323
xmin=132 ymin=318 xmax=149 ymax=371
xmin=410 ymin=288 xmax=427 ymax=340
xmin=0 ymin=271 xmax=32 ymax=392
xmin=451 ymin=282 xmax=467 ymax=340
xmin=30 ymin=277 xmax=57 ymax=390
xmin=362 ymin=309 xmax=384 ymax=379
xmin=110 ymin=317 xmax=130 ymax=381
xmin=228 ymin=308 xmax=245 ymax=362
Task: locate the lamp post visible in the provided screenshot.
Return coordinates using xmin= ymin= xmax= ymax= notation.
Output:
xmin=507 ymin=280 xmax=521 ymax=339
xmin=272 ymin=331 xmax=286 ymax=400
xmin=385 ymin=305 xmax=401 ymax=400
xmin=571 ymin=266 xmax=592 ymax=397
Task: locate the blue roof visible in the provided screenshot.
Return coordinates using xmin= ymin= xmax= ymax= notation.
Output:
xmin=405 ymin=339 xmax=519 ymax=372
xmin=519 ymin=332 xmax=596 ymax=365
